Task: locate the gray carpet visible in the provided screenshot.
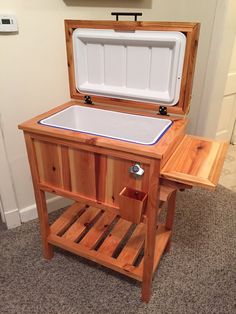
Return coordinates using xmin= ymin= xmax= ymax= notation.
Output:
xmin=0 ymin=186 xmax=235 ymax=314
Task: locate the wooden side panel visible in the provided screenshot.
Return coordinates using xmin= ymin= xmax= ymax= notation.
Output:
xmin=161 ymin=135 xmax=228 ymax=189
xmin=33 ymin=140 xmax=150 ymax=206
xmin=34 ymin=139 xmax=63 ymax=188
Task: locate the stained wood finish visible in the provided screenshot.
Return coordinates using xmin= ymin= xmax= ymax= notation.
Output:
xmin=47 ymin=204 xmax=171 ymax=282
xmin=24 ymin=134 xmax=53 ymax=259
xmin=65 ymin=20 xmax=200 ymax=115
xmin=161 ymin=135 xmax=228 ymax=189
xmin=33 ymin=139 xmax=150 ymax=209
xmin=50 ymin=202 xmax=86 ymax=235
xmin=142 ymin=160 xmax=160 ymax=302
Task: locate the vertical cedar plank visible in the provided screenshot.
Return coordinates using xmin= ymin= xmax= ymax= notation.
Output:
xmin=61 ymin=146 xmax=72 ymax=191
xmin=69 ymin=148 xmax=96 ymax=198
xmin=24 ymin=134 xmax=53 ymax=259
xmin=95 ymin=154 xmax=107 ymax=203
xmin=34 ymin=140 xmax=63 ymax=188
xmin=141 ymin=160 xmax=160 ymax=303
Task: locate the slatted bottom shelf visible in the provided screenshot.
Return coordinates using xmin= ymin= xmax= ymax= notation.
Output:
xmin=47 ymin=202 xmax=171 ymax=281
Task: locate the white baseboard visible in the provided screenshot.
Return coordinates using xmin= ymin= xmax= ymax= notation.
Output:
xmin=19 ymin=196 xmax=73 ymax=223
xmin=4 ymin=208 xmax=21 ymax=229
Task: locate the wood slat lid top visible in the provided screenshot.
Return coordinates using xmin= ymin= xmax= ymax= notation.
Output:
xmin=65 ymin=20 xmax=200 ymax=115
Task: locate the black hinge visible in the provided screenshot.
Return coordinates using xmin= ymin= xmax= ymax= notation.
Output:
xmin=84 ymin=95 xmax=93 ymax=105
xmin=159 ymin=106 xmax=168 ymax=116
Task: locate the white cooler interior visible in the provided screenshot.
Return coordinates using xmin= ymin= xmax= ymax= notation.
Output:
xmin=72 ymin=29 xmax=186 ymax=106
xmin=39 ymin=105 xmax=172 ymax=145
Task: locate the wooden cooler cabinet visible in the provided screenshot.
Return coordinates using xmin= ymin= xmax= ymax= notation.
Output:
xmin=18 ymin=20 xmax=228 ymax=302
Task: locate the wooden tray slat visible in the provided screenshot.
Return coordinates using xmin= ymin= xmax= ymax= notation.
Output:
xmin=50 ymin=202 xmax=85 ymax=235
xmin=117 ymin=223 xmax=145 ymax=265
xmin=62 ymin=206 xmax=101 ymax=242
xmin=80 ymin=211 xmax=117 ymax=249
xmin=98 ymin=218 xmax=132 ymax=257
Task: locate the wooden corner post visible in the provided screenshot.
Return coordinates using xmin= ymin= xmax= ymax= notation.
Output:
xmin=142 ymin=159 xmax=160 ymax=302
xmin=24 ymin=132 xmax=54 ymax=260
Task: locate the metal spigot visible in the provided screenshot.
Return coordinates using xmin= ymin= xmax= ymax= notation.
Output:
xmin=130 ymin=163 xmax=144 ymax=177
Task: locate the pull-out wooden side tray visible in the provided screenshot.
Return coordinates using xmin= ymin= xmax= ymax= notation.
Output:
xmin=161 ymin=135 xmax=228 ymax=189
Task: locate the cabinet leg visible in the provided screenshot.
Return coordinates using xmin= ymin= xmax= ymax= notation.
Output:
xmin=35 ymin=189 xmax=54 ymax=260
xmin=141 ymin=210 xmax=158 ymax=302
xmin=24 ymin=133 xmax=53 ymax=260
xmin=141 ymin=161 xmax=160 ymax=303
xmin=165 ymin=190 xmax=177 ymax=252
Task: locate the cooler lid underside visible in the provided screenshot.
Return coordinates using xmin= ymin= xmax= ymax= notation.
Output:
xmin=72 ymin=29 xmax=186 ymax=106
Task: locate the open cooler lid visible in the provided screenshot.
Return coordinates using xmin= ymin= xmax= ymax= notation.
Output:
xmin=65 ymin=21 xmax=200 ymax=115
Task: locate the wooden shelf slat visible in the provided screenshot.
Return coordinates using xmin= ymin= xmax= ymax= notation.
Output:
xmin=48 ymin=233 xmax=143 ymax=281
xmin=80 ymin=211 xmax=117 ymax=249
xmin=117 ymin=223 xmax=145 ymax=265
xmin=62 ymin=206 xmax=101 ymax=242
xmin=50 ymin=202 xmax=85 ymax=235
xmin=48 ymin=205 xmax=171 ymax=283
xmin=98 ymin=218 xmax=132 ymax=257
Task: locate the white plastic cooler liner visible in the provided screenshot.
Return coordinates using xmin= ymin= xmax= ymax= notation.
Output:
xmin=72 ymin=29 xmax=186 ymax=106
xmin=39 ymin=105 xmax=172 ymax=145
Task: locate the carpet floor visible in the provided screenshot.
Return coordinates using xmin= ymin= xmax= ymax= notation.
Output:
xmin=0 ymin=186 xmax=235 ymax=314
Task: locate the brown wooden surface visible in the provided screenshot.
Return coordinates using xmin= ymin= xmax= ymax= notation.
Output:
xmin=34 ymin=138 xmax=150 ymax=208
xmin=161 ymin=135 xmax=228 ymax=189
xmin=65 ymin=20 xmax=200 ymax=115
xmin=98 ymin=219 xmax=132 ymax=257
xmin=141 ymin=160 xmax=160 ymax=302
xmin=117 ymin=223 xmax=145 ymax=265
xmin=50 ymin=202 xmax=86 ymax=235
xmin=118 ymin=187 xmax=148 ymax=224
xmin=47 ymin=204 xmax=171 ymax=283
xmin=80 ymin=211 xmax=117 ymax=249
xmin=62 ymin=206 xmax=101 ymax=242
xmin=24 ymin=133 xmax=54 ymax=259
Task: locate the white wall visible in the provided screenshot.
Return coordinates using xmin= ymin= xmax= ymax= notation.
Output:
xmin=0 ymin=0 xmax=220 ymax=227
xmin=196 ymin=0 xmax=236 ymax=138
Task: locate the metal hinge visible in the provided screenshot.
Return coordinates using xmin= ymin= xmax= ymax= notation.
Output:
xmin=159 ymin=106 xmax=168 ymax=116
xmin=84 ymin=95 xmax=93 ymax=105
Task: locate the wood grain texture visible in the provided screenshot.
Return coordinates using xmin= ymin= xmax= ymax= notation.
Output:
xmin=80 ymin=210 xmax=117 ymax=249
xmin=98 ymin=219 xmax=132 ymax=257
xmin=50 ymin=202 xmax=86 ymax=235
xmin=161 ymin=135 xmax=228 ymax=189
xmin=64 ymin=20 xmax=200 ymax=115
xmin=24 ymin=133 xmax=54 ymax=259
xmin=34 ymin=139 xmax=150 ymax=209
xmin=142 ymin=160 xmax=160 ymax=302
xmin=62 ymin=206 xmax=101 ymax=242
xmin=117 ymin=223 xmax=145 ymax=265
xmin=118 ymin=187 xmax=148 ymax=224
